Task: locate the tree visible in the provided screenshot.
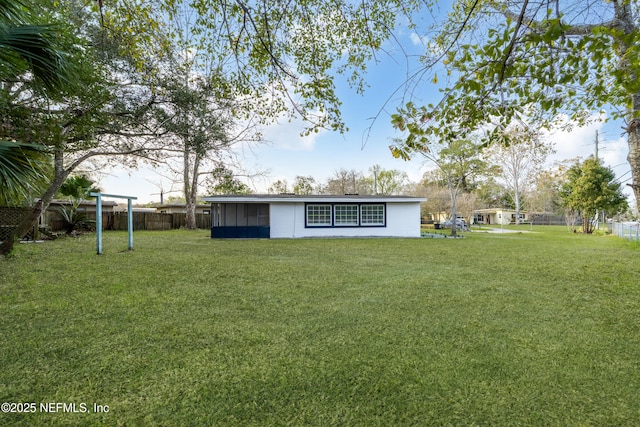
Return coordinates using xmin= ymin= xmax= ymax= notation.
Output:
xmin=154 ymin=75 xmax=236 ymax=229
xmin=525 ymin=160 xmax=574 ymax=225
xmin=391 ymin=131 xmax=486 ymax=236
xmin=0 ymin=0 xmax=72 ymax=207
xmin=56 ymin=174 xmax=100 ymax=234
xmin=206 ymin=167 xmax=252 ymax=195
xmin=0 ymin=0 xmax=72 ymax=91
xmin=99 ymin=0 xmax=424 ymax=135
xmin=325 ymin=169 xmax=366 ymax=195
xmin=0 ymin=142 xmax=49 ymax=206
xmin=486 ymin=123 xmax=553 ymax=224
xmin=475 ymin=177 xmax=513 ymax=210
xmin=367 ymin=164 xmax=409 ymax=195
xmin=0 ymin=1 xmax=166 ymax=255
xmin=401 ymin=0 xmax=640 ymax=209
xmin=293 ymin=176 xmax=317 ymax=195
xmin=268 ymin=180 xmax=290 ymax=194
xmin=153 ymin=4 xmax=262 ymax=229
xmin=560 ymin=157 xmax=628 ymax=234
xmin=455 ymin=192 xmax=479 ymax=226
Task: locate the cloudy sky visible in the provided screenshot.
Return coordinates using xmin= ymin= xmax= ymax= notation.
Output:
xmin=96 ymin=9 xmax=633 ymax=205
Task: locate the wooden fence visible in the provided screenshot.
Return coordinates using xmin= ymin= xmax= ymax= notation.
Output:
xmin=57 ymin=211 xmax=212 ymax=231
xmin=1 ymin=207 xmax=212 ymax=239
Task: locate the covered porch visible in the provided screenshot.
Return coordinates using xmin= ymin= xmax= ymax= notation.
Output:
xmin=210 ymin=202 xmax=270 ymax=238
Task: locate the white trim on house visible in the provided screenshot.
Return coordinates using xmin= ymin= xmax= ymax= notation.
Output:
xmin=202 ymin=194 xmax=426 ymax=238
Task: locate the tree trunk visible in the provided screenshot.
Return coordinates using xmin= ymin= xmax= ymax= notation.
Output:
xmin=449 ymin=181 xmax=457 ymax=237
xmin=0 ymin=150 xmax=70 ymax=256
xmin=627 ymin=101 xmax=640 ymax=211
xmin=183 ymin=148 xmax=200 ymax=230
xmin=514 ymin=184 xmax=521 ymax=225
xmin=616 ymin=1 xmax=640 ymax=211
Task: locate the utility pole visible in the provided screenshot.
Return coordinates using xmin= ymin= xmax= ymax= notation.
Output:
xmin=594 ymin=130 xmax=604 ymax=229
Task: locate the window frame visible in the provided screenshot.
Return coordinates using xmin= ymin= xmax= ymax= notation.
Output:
xmin=360 ymin=203 xmax=386 ymax=227
xmin=334 ymin=204 xmax=360 ymax=227
xmin=305 ymin=204 xmax=333 ymax=227
xmin=305 ymin=202 xmax=386 ymax=228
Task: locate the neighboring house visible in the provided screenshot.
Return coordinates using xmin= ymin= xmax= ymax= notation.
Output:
xmin=202 ymin=194 xmax=426 ymax=238
xmin=472 ymin=208 xmax=529 ymax=225
xmin=47 ymin=199 xmax=118 ymax=213
xmin=154 ymin=204 xmax=211 ymax=214
xmin=423 ymin=211 xmax=454 ymax=224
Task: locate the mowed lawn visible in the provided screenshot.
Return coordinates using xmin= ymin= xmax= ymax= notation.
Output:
xmin=1 ymin=228 xmax=639 ymax=426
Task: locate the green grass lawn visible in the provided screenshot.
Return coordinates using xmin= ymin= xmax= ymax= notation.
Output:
xmin=1 ymin=228 xmax=639 ymax=426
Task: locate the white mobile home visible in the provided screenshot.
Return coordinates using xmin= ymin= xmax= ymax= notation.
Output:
xmin=202 ymin=194 xmax=426 ymax=238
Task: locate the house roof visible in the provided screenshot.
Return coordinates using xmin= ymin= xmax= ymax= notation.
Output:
xmin=473 ymin=208 xmax=527 ymax=214
xmin=151 ymin=204 xmax=210 ymax=208
xmin=48 ymin=199 xmax=118 ymax=207
xmin=202 ymin=194 xmax=426 ymax=204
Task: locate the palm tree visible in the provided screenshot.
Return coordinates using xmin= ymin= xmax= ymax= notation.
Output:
xmin=57 ymin=175 xmax=101 ymax=234
xmin=0 ymin=0 xmax=70 ymax=90
xmin=1 ymin=0 xmax=73 ymax=252
xmin=1 ymin=0 xmax=71 ymax=207
xmin=0 ymin=141 xmax=48 ymax=206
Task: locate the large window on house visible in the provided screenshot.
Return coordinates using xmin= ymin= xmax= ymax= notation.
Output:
xmin=305 ymin=203 xmax=386 ymax=228
xmin=360 ymin=204 xmax=385 ymax=226
xmin=334 ymin=204 xmax=359 ymax=226
xmin=306 ymin=204 xmax=332 ymax=226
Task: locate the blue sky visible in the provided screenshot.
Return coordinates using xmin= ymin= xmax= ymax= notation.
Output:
xmin=97 ymin=6 xmax=634 ymax=206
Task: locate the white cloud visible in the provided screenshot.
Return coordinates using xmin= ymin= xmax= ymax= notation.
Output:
xmin=542 ymin=117 xmax=633 ymax=197
xmin=260 ymin=115 xmax=328 ymax=151
xmin=410 ymin=32 xmax=427 ymax=46
xmin=543 ymin=116 xmax=628 ymax=168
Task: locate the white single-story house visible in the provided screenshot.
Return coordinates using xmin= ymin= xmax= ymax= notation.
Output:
xmin=201 ymin=194 xmax=426 ymax=238
xmin=472 ymin=208 xmax=529 ymax=225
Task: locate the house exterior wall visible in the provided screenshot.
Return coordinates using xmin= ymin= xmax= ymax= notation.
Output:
xmin=473 ymin=210 xmax=529 ymax=225
xmin=269 ymin=203 xmax=299 ymax=238
xmin=269 ymin=202 xmax=421 ymax=238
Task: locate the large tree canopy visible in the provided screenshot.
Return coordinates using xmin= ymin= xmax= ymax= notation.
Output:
xmin=392 ymin=0 xmax=640 ymax=206
xmin=98 ymin=0 xmax=428 ymax=133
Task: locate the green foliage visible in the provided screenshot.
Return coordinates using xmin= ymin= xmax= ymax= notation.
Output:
xmin=56 ymin=205 xmax=95 ymax=234
xmin=58 ymin=174 xmax=100 ymax=201
xmin=394 ymin=0 xmax=640 ymax=206
xmin=110 ymin=0 xmax=429 ymax=133
xmin=560 ymin=157 xmax=628 ymax=233
xmin=56 ymin=174 xmax=100 ymax=234
xmin=268 ymin=179 xmax=290 ymax=194
xmin=206 ymin=167 xmax=252 ymax=195
xmin=0 ymin=0 xmax=74 ymax=92
xmin=0 ymin=141 xmax=50 ymax=206
xmin=292 ymin=175 xmax=317 ymax=195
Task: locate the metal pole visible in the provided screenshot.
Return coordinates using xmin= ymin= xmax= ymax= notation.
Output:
xmin=95 ymin=195 xmax=103 ymax=254
xmin=127 ymin=198 xmax=134 ymax=250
